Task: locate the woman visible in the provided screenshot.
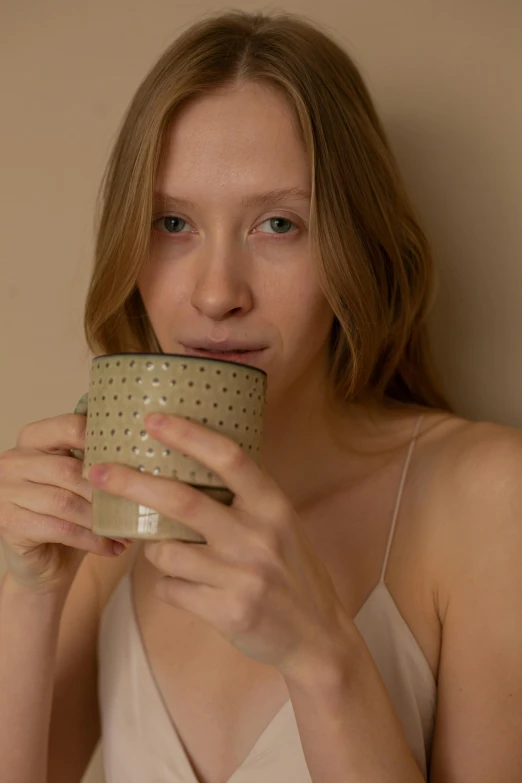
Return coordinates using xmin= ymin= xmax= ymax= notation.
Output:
xmin=1 ymin=10 xmax=521 ymax=783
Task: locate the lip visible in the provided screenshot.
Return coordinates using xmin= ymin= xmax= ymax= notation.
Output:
xmin=182 ymin=338 xmax=267 ymax=352
xmin=182 ymin=345 xmax=267 ymax=365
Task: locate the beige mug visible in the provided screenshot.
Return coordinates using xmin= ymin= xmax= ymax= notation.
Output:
xmin=71 ymin=353 xmax=267 ymax=542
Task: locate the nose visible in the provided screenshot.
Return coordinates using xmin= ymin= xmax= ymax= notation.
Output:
xmin=190 ymin=250 xmax=253 ymax=320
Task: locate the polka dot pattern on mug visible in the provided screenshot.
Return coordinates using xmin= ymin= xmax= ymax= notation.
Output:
xmin=80 ymin=354 xmax=267 ymax=489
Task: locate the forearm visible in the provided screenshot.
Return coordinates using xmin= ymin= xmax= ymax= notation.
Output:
xmin=283 ymin=624 xmax=425 ymax=783
xmin=0 ymin=571 xmax=66 ymax=783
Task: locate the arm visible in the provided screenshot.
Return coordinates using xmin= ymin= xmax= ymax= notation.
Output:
xmin=427 ymin=425 xmax=522 ymax=781
xmin=283 ymin=628 xmax=425 ymax=782
xmin=0 ymin=570 xmax=67 ymax=783
xmin=280 ymin=422 xmax=522 ymax=783
xmin=47 ymin=543 xmax=136 ymax=783
xmin=0 ymin=548 xmax=132 ymax=783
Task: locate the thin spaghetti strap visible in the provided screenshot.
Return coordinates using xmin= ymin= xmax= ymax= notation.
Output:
xmin=379 ymin=414 xmax=424 ymax=584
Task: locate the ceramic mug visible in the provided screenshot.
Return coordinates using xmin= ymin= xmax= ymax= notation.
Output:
xmin=71 ymin=353 xmax=267 ymax=542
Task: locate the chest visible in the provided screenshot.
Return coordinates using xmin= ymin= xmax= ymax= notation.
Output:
xmin=130 ymin=483 xmax=440 ymax=783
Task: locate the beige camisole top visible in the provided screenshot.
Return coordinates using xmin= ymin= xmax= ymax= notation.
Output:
xmin=97 ymin=415 xmax=436 ymax=781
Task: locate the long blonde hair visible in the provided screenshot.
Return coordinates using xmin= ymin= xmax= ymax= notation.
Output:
xmin=84 ymin=9 xmax=451 ymax=411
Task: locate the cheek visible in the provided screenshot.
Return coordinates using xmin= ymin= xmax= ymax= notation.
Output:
xmin=138 ymin=234 xmax=183 ymax=304
xmin=136 ymin=259 xmax=156 ymax=304
xmin=138 ymin=249 xmax=185 ymax=302
xmin=137 ymin=264 xmax=184 ymax=331
xmin=278 ymin=287 xmax=334 ymax=352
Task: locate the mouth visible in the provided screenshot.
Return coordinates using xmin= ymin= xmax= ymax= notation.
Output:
xmin=181 ymin=346 xmax=267 ymax=365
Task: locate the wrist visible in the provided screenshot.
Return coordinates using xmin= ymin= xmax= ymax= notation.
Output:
xmin=2 ymin=570 xmax=68 ymax=615
xmin=279 ymin=617 xmax=361 ymax=692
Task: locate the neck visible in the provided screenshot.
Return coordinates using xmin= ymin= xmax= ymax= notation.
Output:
xmin=259 ymin=370 xmax=420 ymax=509
xmin=260 ymin=371 xmax=361 ymax=508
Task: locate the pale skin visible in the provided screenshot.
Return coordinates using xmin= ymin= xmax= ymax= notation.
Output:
xmin=89 ymin=82 xmax=522 ymax=781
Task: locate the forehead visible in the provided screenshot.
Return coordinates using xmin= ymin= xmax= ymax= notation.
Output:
xmin=155 ymin=82 xmax=310 ymax=195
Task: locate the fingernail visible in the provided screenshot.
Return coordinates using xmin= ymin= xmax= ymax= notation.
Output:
xmin=112 ymin=541 xmax=125 ymax=555
xmin=147 ymin=413 xmax=167 ymax=428
xmin=90 ymin=465 xmax=108 ymax=483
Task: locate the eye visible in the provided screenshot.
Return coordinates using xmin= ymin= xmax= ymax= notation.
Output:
xmin=256 ymin=217 xmax=297 ymax=236
xmin=151 ymin=214 xmax=299 ymax=237
xmin=153 ymin=215 xmax=191 ymax=234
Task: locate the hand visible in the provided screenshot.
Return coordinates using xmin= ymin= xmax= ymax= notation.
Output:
xmin=88 ymin=412 xmax=352 ymax=678
xmin=0 ymin=414 xmax=132 ymax=598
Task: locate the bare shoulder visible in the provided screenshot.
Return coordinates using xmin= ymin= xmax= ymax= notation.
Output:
xmin=415 ymin=411 xmax=522 ymax=618
xmin=419 ymin=412 xmax=522 ymax=509
xmin=412 ymin=414 xmax=522 ymax=778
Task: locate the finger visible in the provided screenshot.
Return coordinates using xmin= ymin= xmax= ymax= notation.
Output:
xmin=8 ymin=482 xmax=93 ymax=531
xmin=2 ymin=505 xmax=123 ymax=558
xmin=8 ymin=451 xmax=92 ymax=503
xmin=144 ymin=538 xmax=234 ymax=587
xmin=153 ymin=576 xmax=225 ymax=626
xmin=144 ymin=414 xmax=282 ymax=515
xmin=87 ymin=463 xmax=239 ymax=546
xmin=16 ymin=414 xmax=87 ymax=455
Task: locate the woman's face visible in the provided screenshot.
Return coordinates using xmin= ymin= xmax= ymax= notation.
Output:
xmin=138 ymin=81 xmax=335 ymax=401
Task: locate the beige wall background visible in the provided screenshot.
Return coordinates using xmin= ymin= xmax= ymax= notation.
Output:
xmin=1 ymin=1 xmax=520 ymax=780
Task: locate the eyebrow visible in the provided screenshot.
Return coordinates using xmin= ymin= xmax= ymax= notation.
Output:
xmin=152 ymin=187 xmax=311 ymax=211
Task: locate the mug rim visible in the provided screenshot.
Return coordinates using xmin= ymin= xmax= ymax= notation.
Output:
xmin=92 ymin=352 xmax=267 ymax=377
